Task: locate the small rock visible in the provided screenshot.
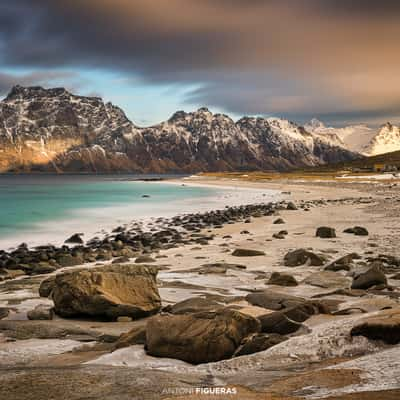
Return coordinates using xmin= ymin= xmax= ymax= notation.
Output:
xmin=27 ymin=305 xmax=54 ymax=320
xmin=232 ymin=248 xmax=265 ymax=257
xmin=273 ymin=218 xmax=285 ymax=224
xmin=316 ymin=226 xmax=336 ymax=238
xmin=65 ymin=233 xmax=84 ymax=244
xmin=267 ymin=272 xmax=298 ymax=287
xmin=351 ymin=263 xmax=387 ymax=290
xmin=284 ymin=248 xmax=325 ymax=267
xmin=116 ymin=316 xmax=133 ymax=322
xmin=135 ymin=255 xmax=156 ymax=263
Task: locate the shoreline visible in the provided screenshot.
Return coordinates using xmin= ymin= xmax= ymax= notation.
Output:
xmin=1 ymin=176 xmax=400 ymax=399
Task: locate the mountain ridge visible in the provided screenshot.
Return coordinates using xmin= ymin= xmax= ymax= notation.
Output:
xmin=0 ymin=85 xmax=360 ymax=173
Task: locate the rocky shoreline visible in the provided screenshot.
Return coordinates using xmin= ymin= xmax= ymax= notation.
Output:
xmin=1 ymin=178 xmax=400 ymax=399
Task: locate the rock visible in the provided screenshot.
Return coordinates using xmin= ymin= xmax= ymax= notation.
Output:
xmin=112 ymin=256 xmax=130 ymax=264
xmin=146 ymin=309 xmax=260 ymax=364
xmin=246 ymin=290 xmax=305 ymax=310
xmin=273 ymin=218 xmax=285 ymax=224
xmin=344 ymin=226 xmax=369 ymax=236
xmin=324 ymin=253 xmax=360 ymax=272
xmin=286 ymin=202 xmax=298 ymax=210
xmin=65 ymin=233 xmax=84 ymax=244
xmin=52 ymin=264 xmax=161 ymax=320
xmin=232 ymin=248 xmax=265 ymax=257
xmin=351 ymin=263 xmax=388 ymax=290
xmin=114 ymin=325 xmax=147 ymax=349
xmin=27 ymin=305 xmax=54 ymax=320
xmin=272 ymin=232 xmax=286 ymax=239
xmin=39 ymin=276 xmax=56 ymax=297
xmin=56 ymin=254 xmax=84 ymax=267
xmin=316 ymin=226 xmax=336 ymax=238
xmin=0 ymin=307 xmax=9 ymax=320
xmin=163 ymin=297 xmax=223 ymax=314
xmin=0 ymin=269 xmax=25 ymax=281
xmin=267 ymin=272 xmax=298 ymax=287
xmin=284 ymin=248 xmax=325 ymax=267
xmin=32 ymin=262 xmax=57 ymax=275
xmin=304 ymin=271 xmax=350 ymax=289
xmin=135 ymin=255 xmax=156 ymax=263
xmin=258 ymin=311 xmax=304 ymax=334
xmin=234 ymin=333 xmax=286 ymax=357
xmin=351 ymin=309 xmax=400 ymax=344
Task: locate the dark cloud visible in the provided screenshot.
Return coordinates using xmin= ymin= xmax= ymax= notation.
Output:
xmin=0 ymin=0 xmax=399 ymax=124
xmin=0 ymin=71 xmax=81 ymax=96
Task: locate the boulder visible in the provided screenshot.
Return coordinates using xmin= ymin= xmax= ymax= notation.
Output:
xmin=246 ymin=290 xmax=305 ymax=310
xmin=316 ymin=226 xmax=336 ymax=238
xmin=344 ymin=226 xmax=369 ymax=236
xmin=351 ymin=263 xmax=387 ymax=290
xmin=52 ymin=264 xmax=161 ymax=320
xmin=56 ymin=254 xmax=84 ymax=267
xmin=273 ymin=218 xmax=285 ymax=224
xmin=258 ymin=311 xmax=304 ymax=334
xmin=65 ymin=233 xmax=84 ymax=244
xmin=146 ymin=309 xmax=260 ymax=364
xmin=284 ymin=248 xmax=325 ymax=267
xmin=27 ymin=305 xmax=54 ymax=320
xmin=232 ymin=248 xmax=265 ymax=257
xmin=350 ymin=309 xmax=400 ymax=344
xmin=324 ymin=253 xmax=360 ymax=272
xmin=234 ymin=333 xmax=286 ymax=357
xmin=267 ymin=272 xmax=298 ymax=287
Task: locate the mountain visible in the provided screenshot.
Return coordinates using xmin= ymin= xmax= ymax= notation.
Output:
xmin=0 ymin=85 xmax=358 ymax=173
xmin=305 ymin=119 xmax=400 ymax=156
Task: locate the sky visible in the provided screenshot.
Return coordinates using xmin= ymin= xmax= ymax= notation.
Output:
xmin=0 ymin=0 xmax=399 ymax=127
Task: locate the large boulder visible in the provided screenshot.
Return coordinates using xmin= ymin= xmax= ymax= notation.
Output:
xmin=284 ymin=249 xmax=325 ymax=267
xmin=351 ymin=309 xmax=400 ymax=344
xmin=52 ymin=264 xmax=161 ymax=320
xmin=351 ymin=263 xmax=387 ymax=290
xmin=146 ymin=309 xmax=260 ymax=364
xmin=39 ymin=276 xmax=56 ymax=298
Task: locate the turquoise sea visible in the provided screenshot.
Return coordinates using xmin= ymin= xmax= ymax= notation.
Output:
xmin=0 ymin=175 xmax=273 ymax=249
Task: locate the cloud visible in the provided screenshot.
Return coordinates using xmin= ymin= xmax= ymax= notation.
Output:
xmin=0 ymin=0 xmax=399 ymax=124
xmin=0 ymin=71 xmax=82 ymax=96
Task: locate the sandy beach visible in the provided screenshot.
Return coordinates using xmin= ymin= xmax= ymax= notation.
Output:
xmin=1 ymin=175 xmax=399 ymax=400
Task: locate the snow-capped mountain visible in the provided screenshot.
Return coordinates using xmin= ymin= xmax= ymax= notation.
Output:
xmin=364 ymin=123 xmax=400 ymax=156
xmin=0 ymin=85 xmax=358 ymax=173
xmin=305 ymin=119 xmax=400 ymax=156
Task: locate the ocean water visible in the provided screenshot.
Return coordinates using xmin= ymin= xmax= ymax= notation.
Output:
xmin=0 ymin=175 xmax=276 ymax=249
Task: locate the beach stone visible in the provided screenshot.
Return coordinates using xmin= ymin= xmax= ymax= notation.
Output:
xmin=246 ymin=290 xmax=305 ymax=310
xmin=56 ymin=254 xmax=84 ymax=267
xmin=52 ymin=264 xmax=161 ymax=320
xmin=0 ymin=307 xmax=9 ymax=320
xmin=267 ymin=272 xmax=298 ymax=287
xmin=232 ymin=248 xmax=265 ymax=257
xmin=273 ymin=218 xmax=285 ymax=224
xmin=258 ymin=311 xmax=304 ymax=334
xmin=146 ymin=309 xmax=260 ymax=364
xmin=286 ymin=202 xmax=298 ymax=210
xmin=27 ymin=305 xmax=54 ymax=320
xmin=351 ymin=263 xmax=387 ymax=290
xmin=163 ymin=297 xmax=223 ymax=314
xmin=344 ymin=226 xmax=369 ymax=236
xmin=39 ymin=276 xmax=56 ymax=297
xmin=284 ymin=248 xmax=325 ymax=267
xmin=304 ymin=271 xmax=350 ymax=289
xmin=324 ymin=253 xmax=360 ymax=271
xmin=112 ymin=256 xmax=130 ymax=264
xmin=351 ymin=309 xmax=400 ymax=344
xmin=65 ymin=233 xmax=84 ymax=244
xmin=316 ymin=226 xmax=336 ymax=238
xmin=0 ymin=269 xmax=25 ymax=281
xmin=32 ymin=262 xmax=57 ymax=275
xmin=234 ymin=333 xmax=286 ymax=357
xmin=135 ymin=255 xmax=156 ymax=263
